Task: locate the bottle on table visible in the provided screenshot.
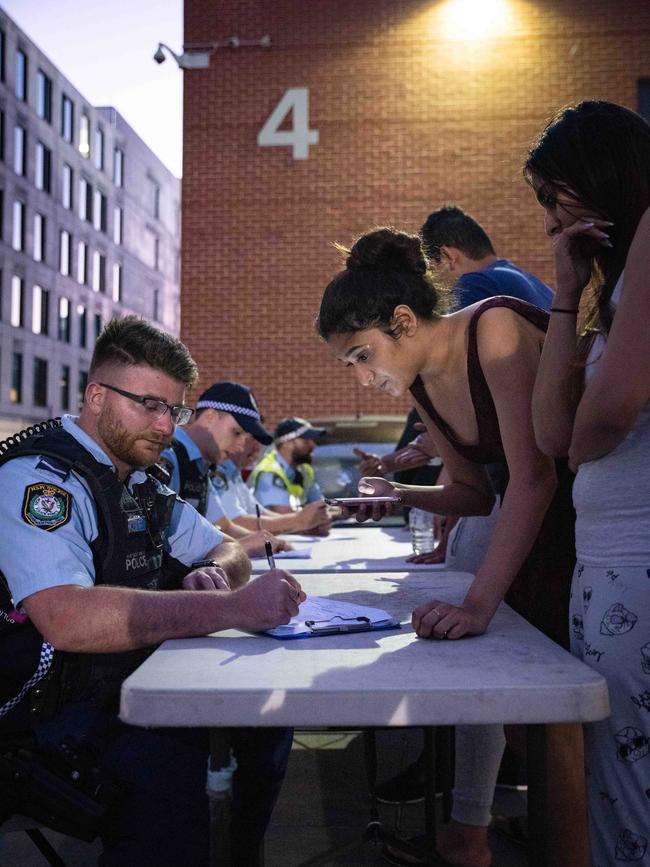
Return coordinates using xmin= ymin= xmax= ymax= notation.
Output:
xmin=408 ymin=508 xmax=437 ymax=554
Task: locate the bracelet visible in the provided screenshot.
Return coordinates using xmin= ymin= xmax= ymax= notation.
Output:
xmin=190 ymin=559 xmax=217 ymax=569
xmin=550 ymin=307 xmax=579 ymax=314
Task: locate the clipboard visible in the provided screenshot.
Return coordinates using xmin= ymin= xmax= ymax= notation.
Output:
xmin=266 ymin=596 xmax=401 ymax=640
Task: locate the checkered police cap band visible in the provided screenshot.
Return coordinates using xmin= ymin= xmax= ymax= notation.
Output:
xmin=276 ymin=423 xmax=311 ymax=443
xmin=195 ymin=400 xmax=262 ymax=420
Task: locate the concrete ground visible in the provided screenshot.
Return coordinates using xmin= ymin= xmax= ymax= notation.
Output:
xmin=0 ymin=730 xmax=528 ymax=866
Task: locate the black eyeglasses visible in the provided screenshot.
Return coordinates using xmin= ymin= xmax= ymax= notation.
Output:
xmin=99 ymin=383 xmax=194 ymax=426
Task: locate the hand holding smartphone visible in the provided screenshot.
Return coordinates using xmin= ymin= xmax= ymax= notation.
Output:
xmin=325 ymin=495 xmax=402 ymax=521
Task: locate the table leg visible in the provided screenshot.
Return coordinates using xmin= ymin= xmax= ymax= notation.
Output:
xmin=526 ymin=724 xmax=549 ymax=867
xmin=208 ymin=729 xmax=235 ymax=866
xmin=423 ymin=727 xmax=437 ymax=847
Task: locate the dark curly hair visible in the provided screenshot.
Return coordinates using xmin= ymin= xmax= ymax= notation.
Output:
xmin=316 ymin=227 xmax=450 ymax=340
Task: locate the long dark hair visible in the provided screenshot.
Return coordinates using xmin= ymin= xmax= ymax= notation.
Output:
xmin=316 ymin=227 xmax=450 ymax=340
xmin=524 ymin=100 xmax=650 ymax=334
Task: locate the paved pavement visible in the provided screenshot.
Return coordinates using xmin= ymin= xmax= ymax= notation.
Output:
xmin=0 ymin=730 xmax=528 ymax=866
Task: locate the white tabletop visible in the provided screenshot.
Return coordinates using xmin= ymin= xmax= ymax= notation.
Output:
xmin=120 ymin=571 xmax=609 ymax=730
xmin=251 ymin=525 xmax=444 ymax=573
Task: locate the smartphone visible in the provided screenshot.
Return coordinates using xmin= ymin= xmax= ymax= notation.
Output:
xmin=325 ymin=496 xmax=401 ymax=507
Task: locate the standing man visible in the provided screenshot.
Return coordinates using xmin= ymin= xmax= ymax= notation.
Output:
xmin=0 ymin=317 xmax=303 ymax=866
xmin=250 ymin=418 xmax=331 ymax=535
xmin=421 ymin=204 xmax=553 ymax=309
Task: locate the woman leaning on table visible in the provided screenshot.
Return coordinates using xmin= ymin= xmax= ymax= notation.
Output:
xmin=526 ymin=100 xmax=650 ymax=867
xmin=316 ymin=229 xmax=585 ymax=867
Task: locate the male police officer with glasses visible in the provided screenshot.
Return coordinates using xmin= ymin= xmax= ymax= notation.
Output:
xmin=0 ymin=316 xmax=304 ymax=866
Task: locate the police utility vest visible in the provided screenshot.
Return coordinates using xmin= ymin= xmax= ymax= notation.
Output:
xmin=170 ymin=436 xmax=210 ymax=516
xmin=250 ymin=449 xmax=315 ymax=509
xmin=0 ymin=420 xmax=188 ymax=725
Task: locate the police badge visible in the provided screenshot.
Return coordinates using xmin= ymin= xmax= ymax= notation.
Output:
xmin=22 ymin=482 xmax=71 ymax=531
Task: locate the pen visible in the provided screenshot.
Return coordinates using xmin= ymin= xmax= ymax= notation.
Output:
xmin=255 ymin=503 xmax=263 ymax=532
xmin=265 ymin=538 xmax=276 ymax=570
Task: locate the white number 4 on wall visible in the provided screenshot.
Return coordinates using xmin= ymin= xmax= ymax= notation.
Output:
xmin=257 ymin=88 xmax=319 ymax=160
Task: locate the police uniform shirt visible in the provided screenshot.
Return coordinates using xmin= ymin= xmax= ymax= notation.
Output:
xmin=160 ymin=427 xmax=227 ymax=523
xmin=254 ymin=451 xmax=323 ymax=508
xmin=0 ymin=415 xmax=224 ymax=607
xmin=213 ymin=461 xmax=247 ymax=520
xmin=221 ymin=459 xmax=260 ymax=515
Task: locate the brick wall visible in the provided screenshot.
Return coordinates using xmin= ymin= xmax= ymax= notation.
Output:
xmin=182 ymin=0 xmax=650 ymax=426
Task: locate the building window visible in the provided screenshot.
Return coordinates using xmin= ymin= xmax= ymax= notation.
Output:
xmin=93 ymin=189 xmax=107 ymax=233
xmin=33 ymin=213 xmax=46 ymax=262
xmin=79 ymin=178 xmax=92 ymax=222
xmin=61 ymin=94 xmax=74 ymax=143
xmin=36 ymin=70 xmax=52 ymax=122
xmin=78 ymin=369 xmax=88 ymax=408
xmin=58 ymin=298 xmax=70 ymax=340
xmin=77 ymin=240 xmax=88 ymax=285
xmin=79 ymin=111 xmax=90 ymax=158
xmin=62 ymin=163 xmax=73 ymax=209
xmin=113 ymin=147 xmax=124 ymax=187
xmin=12 ymin=200 xmax=25 ymax=251
xmin=15 ymin=48 xmax=27 ymax=102
xmin=94 ymin=313 xmax=102 ymax=339
xmin=13 ymin=125 xmax=25 ymax=176
xmin=94 ymin=125 xmax=104 ymax=171
xmin=35 ymin=141 xmax=52 ymax=193
xmin=92 ymin=251 xmax=106 ymax=293
xmin=10 ymin=275 xmax=24 ymax=327
xmin=0 ymin=28 xmax=5 ymax=83
xmin=33 ymin=357 xmax=48 ymax=407
xmin=148 ymin=178 xmax=161 ymax=219
xmin=77 ymin=303 xmax=87 ymax=348
xmin=112 ymin=263 xmax=122 ymax=302
xmin=58 ymin=296 xmax=71 ymax=342
xmin=145 ymin=228 xmax=159 ymax=270
xmin=11 ymin=352 xmax=23 ymax=403
xmin=59 ymin=229 xmax=72 ymax=276
xmin=113 ymin=206 xmax=122 ymax=244
xmin=60 ymin=364 xmax=71 ymax=411
xmin=153 ymin=288 xmax=160 ymax=321
xmin=32 ymin=284 xmax=49 ymax=335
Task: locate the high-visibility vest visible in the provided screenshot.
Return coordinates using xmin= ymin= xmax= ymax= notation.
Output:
xmin=250 ymin=449 xmax=315 ymax=508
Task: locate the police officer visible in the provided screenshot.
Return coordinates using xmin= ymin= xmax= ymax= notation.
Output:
xmin=161 ymin=381 xmax=291 ymax=557
xmin=251 ymin=418 xmax=330 ymax=535
xmin=0 ymin=317 xmax=304 ymax=867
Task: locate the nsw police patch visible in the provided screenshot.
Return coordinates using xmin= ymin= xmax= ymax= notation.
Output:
xmin=22 ymin=483 xmax=71 ymax=531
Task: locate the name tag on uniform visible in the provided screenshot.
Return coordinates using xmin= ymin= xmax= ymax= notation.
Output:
xmin=127 ymin=513 xmax=147 ymax=534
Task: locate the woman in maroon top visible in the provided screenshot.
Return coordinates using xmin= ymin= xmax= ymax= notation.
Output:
xmin=317 ymin=228 xmax=583 ymax=867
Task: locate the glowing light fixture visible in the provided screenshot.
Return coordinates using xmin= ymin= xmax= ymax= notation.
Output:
xmin=437 ymin=0 xmax=513 ymax=40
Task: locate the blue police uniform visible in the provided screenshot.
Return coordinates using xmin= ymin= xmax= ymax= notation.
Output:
xmin=160 ymin=427 xmax=227 ymax=523
xmin=254 ymin=452 xmax=323 ymax=508
xmin=213 ymin=460 xmax=248 ymax=519
xmin=0 ymin=416 xmax=290 ymax=866
xmin=221 ymin=458 xmax=260 ymax=515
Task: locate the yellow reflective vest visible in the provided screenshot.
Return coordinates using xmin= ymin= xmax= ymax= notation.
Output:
xmin=249 ymin=449 xmax=315 ymax=508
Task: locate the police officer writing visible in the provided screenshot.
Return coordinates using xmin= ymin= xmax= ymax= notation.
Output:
xmin=160 ymin=380 xmax=292 ymax=557
xmin=0 ymin=316 xmax=304 ymax=867
xmin=250 ymin=417 xmax=331 ymax=535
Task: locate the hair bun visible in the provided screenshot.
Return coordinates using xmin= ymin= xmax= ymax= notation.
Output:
xmin=346 ymin=228 xmax=427 ymax=276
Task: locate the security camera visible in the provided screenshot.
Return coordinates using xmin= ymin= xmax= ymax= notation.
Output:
xmin=153 ymin=45 xmax=166 ymax=64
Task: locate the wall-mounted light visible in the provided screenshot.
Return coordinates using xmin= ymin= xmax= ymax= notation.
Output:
xmin=153 ymin=36 xmax=271 ymax=70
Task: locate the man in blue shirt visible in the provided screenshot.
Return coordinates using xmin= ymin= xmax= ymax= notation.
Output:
xmin=0 ymin=317 xmax=304 ymax=866
xmin=421 ymin=204 xmax=553 ymax=310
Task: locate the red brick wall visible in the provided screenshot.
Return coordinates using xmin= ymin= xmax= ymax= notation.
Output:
xmin=181 ymin=0 xmax=650 ymax=425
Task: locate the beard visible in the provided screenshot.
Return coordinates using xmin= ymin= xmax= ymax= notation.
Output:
xmin=294 ymin=448 xmax=313 ymax=464
xmin=98 ymin=404 xmax=171 ymax=469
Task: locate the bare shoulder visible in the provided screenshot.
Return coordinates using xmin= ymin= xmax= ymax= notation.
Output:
xmin=474 ymin=306 xmax=543 ymax=362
